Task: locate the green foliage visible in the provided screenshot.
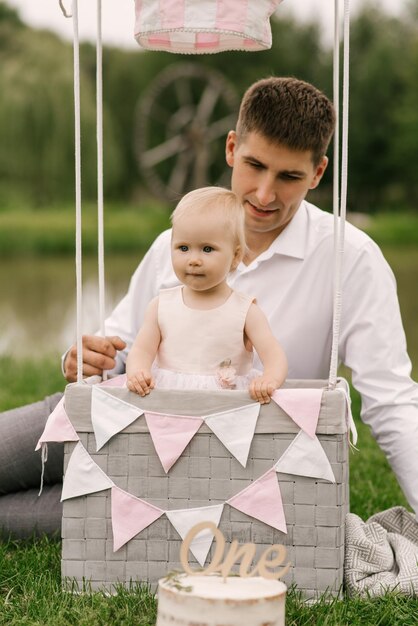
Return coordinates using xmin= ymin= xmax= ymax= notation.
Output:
xmin=0 ymin=2 xmax=418 ymax=213
xmin=0 ymin=21 xmax=122 ymax=208
xmin=365 ymin=213 xmax=418 ymax=246
xmin=0 ymin=0 xmax=22 ymax=27
xmin=0 ymin=203 xmax=170 ymax=256
xmin=348 ymin=6 xmax=417 ymax=212
xmin=0 ymin=6 xmax=332 ymax=208
xmin=1 ymin=204 xmax=417 ymax=257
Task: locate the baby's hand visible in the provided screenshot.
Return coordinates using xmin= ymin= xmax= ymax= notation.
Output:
xmin=127 ymin=370 xmax=155 ymax=396
xmin=249 ymin=376 xmax=280 ymax=405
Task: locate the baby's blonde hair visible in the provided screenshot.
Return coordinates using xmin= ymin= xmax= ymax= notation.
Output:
xmin=171 ymin=187 xmax=246 ymax=260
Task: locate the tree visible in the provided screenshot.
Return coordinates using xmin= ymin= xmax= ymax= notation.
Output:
xmin=0 ymin=0 xmax=22 ymax=27
xmin=347 ymin=4 xmax=416 ymax=212
xmin=0 ymin=21 xmax=122 ymax=207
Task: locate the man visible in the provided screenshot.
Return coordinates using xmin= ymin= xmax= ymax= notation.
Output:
xmin=1 ymin=77 xmax=417 ymax=537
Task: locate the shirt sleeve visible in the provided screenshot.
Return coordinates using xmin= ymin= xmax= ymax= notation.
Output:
xmin=339 ymin=239 xmax=418 ymax=514
xmin=104 ymin=229 xmax=174 ymax=375
xmin=61 ymin=229 xmax=174 ymax=377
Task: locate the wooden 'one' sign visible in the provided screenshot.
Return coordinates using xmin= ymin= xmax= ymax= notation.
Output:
xmin=180 ymin=521 xmax=290 ymax=580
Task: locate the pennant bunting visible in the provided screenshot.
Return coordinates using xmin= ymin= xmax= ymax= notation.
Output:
xmin=203 ymin=404 xmax=260 ymax=467
xmin=227 ymin=468 xmax=287 ymax=533
xmin=145 ymin=412 xmax=203 ymax=472
xmin=111 ymin=485 xmax=164 ymax=551
xmin=274 ymin=430 xmax=336 ymax=482
xmin=91 ymin=386 xmax=143 ymax=451
xmin=61 ymin=442 xmax=114 ymax=501
xmin=271 ymin=388 xmax=323 ymax=438
xmin=337 ymin=383 xmax=358 ymax=446
xmin=35 ymin=397 xmax=79 ymax=450
xmin=166 ymin=504 xmax=224 ymax=567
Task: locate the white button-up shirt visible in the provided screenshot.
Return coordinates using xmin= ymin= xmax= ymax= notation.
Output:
xmin=105 ymin=200 xmax=418 ymax=514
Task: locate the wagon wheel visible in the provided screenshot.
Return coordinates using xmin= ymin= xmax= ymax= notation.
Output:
xmin=135 ymin=63 xmax=239 ymax=203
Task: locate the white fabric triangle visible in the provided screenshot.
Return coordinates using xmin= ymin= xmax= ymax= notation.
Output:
xmin=203 ymin=404 xmax=260 ymax=467
xmin=166 ymin=504 xmax=224 ymax=567
xmin=91 ymin=386 xmax=143 ymax=450
xmin=336 ymin=381 xmax=358 ymax=446
xmin=274 ymin=430 xmax=335 ymax=482
xmin=61 ymin=441 xmax=114 ymax=501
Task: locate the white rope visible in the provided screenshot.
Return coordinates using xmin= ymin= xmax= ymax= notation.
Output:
xmin=96 ymin=0 xmax=107 ymax=380
xmin=38 ymin=443 xmax=49 ymax=496
xmin=328 ymin=0 xmax=350 ymax=389
xmin=332 ymin=0 xmax=340 ymax=269
xmin=72 ymin=0 xmax=83 ymax=384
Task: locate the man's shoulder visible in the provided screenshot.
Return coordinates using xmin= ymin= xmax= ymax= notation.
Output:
xmin=305 ymin=202 xmax=377 ymax=254
xmin=129 ymin=227 xmax=173 ymax=281
xmin=151 ymin=227 xmax=172 ymax=250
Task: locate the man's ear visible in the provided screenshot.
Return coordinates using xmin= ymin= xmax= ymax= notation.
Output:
xmin=225 ymin=130 xmax=237 ymax=167
xmin=309 ymin=156 xmax=328 ymax=190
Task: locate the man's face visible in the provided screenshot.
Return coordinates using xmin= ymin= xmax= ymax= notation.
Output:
xmin=226 ymin=131 xmax=328 ymax=238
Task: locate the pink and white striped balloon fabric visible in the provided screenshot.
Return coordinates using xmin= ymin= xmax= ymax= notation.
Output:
xmin=134 ymin=0 xmax=283 ymax=54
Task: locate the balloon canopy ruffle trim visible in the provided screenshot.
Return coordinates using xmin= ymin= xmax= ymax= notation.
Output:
xmin=134 ymin=0 xmax=283 ymax=54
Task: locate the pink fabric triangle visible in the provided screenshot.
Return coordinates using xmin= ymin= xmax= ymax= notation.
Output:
xmin=227 ymin=468 xmax=287 ymax=533
xmin=271 ymin=388 xmax=323 ymax=438
xmin=111 ymin=486 xmax=164 ymax=551
xmin=145 ymin=412 xmax=203 ymax=473
xmin=35 ymin=397 xmax=79 ymax=450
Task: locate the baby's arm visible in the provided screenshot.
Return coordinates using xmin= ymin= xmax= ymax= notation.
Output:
xmin=126 ymin=297 xmax=161 ymax=396
xmin=244 ymin=303 xmax=288 ymax=404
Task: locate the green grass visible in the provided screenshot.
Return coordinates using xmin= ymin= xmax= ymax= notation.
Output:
xmin=0 ymin=203 xmax=171 ymax=256
xmin=0 ymin=537 xmax=158 ymax=626
xmin=0 ymin=357 xmax=416 ymax=624
xmin=0 ymin=356 xmax=64 ymax=410
xmin=1 ymin=535 xmax=417 ymax=626
xmin=365 ymin=212 xmax=418 ymax=247
xmin=0 ymin=206 xmax=417 ymax=257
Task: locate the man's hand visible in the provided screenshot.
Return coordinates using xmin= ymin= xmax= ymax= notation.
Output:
xmin=64 ymin=335 xmax=127 ymax=382
xmin=249 ymin=376 xmax=280 ymax=405
xmin=126 ymin=370 xmax=155 ymax=396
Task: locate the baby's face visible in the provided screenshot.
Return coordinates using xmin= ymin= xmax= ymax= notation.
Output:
xmin=171 ymin=211 xmax=238 ymax=293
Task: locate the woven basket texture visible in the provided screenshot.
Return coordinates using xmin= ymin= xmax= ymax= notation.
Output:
xmin=61 ymin=381 xmax=349 ymax=598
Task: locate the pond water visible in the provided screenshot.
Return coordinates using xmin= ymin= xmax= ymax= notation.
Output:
xmin=0 ymin=255 xmax=141 ymax=359
xmin=1 ymin=248 xmax=417 ymax=376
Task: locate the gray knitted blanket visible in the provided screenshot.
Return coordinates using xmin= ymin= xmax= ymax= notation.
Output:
xmin=344 ymin=506 xmax=418 ymax=596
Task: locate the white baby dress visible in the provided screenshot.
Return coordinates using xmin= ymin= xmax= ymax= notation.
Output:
xmin=152 ymin=286 xmax=261 ymax=390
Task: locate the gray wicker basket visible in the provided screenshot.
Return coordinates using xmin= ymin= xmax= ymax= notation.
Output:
xmin=61 ymin=379 xmax=349 ymax=598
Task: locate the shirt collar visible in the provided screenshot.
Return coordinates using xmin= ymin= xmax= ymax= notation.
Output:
xmin=268 ymin=201 xmax=308 ymax=260
xmin=239 ymin=202 xmax=308 ymax=271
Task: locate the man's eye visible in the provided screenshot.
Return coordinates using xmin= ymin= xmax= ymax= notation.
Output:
xmin=281 ymin=174 xmax=301 ymax=181
xmin=247 ymin=161 xmax=262 ymax=169
xmin=203 ymin=246 xmax=213 ymax=253
xmin=179 ymin=245 xmax=188 ymax=252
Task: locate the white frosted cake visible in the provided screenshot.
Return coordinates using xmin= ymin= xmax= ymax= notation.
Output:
xmin=156 ymin=574 xmax=286 ymax=626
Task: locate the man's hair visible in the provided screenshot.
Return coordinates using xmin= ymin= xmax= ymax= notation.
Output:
xmin=236 ymin=76 xmax=336 ymax=165
xmin=171 ymin=186 xmax=246 ymax=256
